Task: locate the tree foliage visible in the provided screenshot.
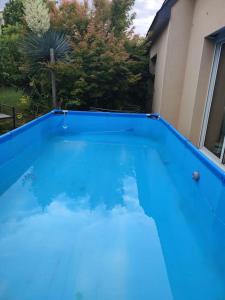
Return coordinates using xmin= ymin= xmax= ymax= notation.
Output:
xmin=50 ymin=0 xmax=149 ymax=110
xmin=54 ymin=20 xmax=147 ymax=110
xmin=3 ymin=0 xmax=24 ymax=26
xmin=0 ymin=25 xmax=24 ymax=86
xmin=24 ymin=0 xmax=50 ymax=35
xmin=1 ymin=0 xmax=150 ymax=112
xmin=22 ymin=31 xmax=70 ymax=67
xmin=111 ymin=0 xmax=135 ymax=37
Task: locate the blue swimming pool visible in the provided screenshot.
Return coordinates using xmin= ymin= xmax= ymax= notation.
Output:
xmin=0 ymin=110 xmax=225 ymax=300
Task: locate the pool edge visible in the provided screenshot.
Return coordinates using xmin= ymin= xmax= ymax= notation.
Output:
xmin=0 ymin=109 xmax=224 ymax=182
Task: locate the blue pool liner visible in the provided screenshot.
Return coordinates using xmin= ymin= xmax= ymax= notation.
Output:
xmin=0 ymin=110 xmax=225 ymax=196
xmin=0 ymin=109 xmax=225 ymax=184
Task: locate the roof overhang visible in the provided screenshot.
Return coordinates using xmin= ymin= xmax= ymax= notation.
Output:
xmin=146 ymin=0 xmax=178 ymax=47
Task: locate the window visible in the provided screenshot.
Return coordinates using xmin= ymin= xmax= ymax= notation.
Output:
xmin=201 ymin=42 xmax=225 ymax=164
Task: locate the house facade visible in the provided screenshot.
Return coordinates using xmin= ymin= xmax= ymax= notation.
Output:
xmin=147 ymin=0 xmax=225 ymax=167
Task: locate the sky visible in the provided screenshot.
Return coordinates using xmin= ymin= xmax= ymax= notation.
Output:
xmin=133 ymin=0 xmax=164 ymax=36
xmin=0 ymin=0 xmax=6 ymax=10
xmin=0 ymin=0 xmax=164 ymax=36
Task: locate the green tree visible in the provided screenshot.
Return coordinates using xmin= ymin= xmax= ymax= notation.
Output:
xmin=21 ymin=0 xmax=70 ymax=108
xmin=50 ymin=0 xmax=149 ymax=111
xmin=3 ymin=0 xmax=24 ymax=26
xmin=110 ymin=0 xmax=135 ymax=37
xmin=51 ymin=0 xmax=89 ymax=36
xmin=125 ymin=37 xmax=150 ymax=110
xmin=2 ymin=0 xmax=149 ymax=113
xmin=54 ymin=17 xmax=148 ymax=111
xmin=21 ymin=30 xmax=70 ymax=108
xmin=0 ymin=24 xmax=24 ymax=86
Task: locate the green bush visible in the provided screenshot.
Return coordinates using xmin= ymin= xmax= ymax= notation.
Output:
xmin=0 ymin=25 xmax=24 ymax=87
xmin=0 ymin=0 xmax=150 ymax=114
xmin=3 ymin=0 xmax=24 ymax=26
xmin=0 ymin=87 xmax=24 ymax=106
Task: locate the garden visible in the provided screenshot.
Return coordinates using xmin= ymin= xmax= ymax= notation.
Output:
xmin=0 ymin=0 xmax=150 ymax=133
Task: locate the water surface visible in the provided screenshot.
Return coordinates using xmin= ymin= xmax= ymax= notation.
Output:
xmin=0 ymin=132 xmax=224 ymax=300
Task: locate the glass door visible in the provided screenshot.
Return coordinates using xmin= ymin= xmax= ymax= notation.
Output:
xmin=202 ymin=42 xmax=225 ymax=164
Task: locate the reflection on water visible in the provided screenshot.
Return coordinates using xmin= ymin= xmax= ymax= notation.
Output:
xmin=0 ymin=133 xmax=224 ymax=300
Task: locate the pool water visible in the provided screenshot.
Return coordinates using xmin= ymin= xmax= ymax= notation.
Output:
xmin=0 ymin=114 xmax=225 ymax=300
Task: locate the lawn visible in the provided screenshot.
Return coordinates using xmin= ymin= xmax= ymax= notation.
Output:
xmin=0 ymin=87 xmax=24 ymax=107
xmin=0 ymin=87 xmax=30 ymax=134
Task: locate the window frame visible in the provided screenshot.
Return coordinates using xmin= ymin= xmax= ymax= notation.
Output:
xmin=200 ymin=40 xmax=225 ymax=165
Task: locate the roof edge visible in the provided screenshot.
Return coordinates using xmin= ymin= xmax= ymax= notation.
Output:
xmin=145 ymin=0 xmax=178 ymax=46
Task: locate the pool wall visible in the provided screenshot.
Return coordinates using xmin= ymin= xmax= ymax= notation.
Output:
xmin=0 ymin=112 xmax=54 ymax=165
xmin=158 ymin=117 xmax=225 ymax=225
xmin=0 ymin=110 xmax=225 ymax=227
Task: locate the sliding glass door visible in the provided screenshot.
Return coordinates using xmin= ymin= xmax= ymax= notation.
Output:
xmin=202 ymin=42 xmax=225 ymax=164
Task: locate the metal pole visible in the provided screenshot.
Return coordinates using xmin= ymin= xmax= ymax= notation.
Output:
xmin=50 ymin=48 xmax=57 ymax=108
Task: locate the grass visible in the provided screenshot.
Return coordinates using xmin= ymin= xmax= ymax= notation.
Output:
xmin=0 ymin=87 xmax=31 ymax=134
xmin=0 ymin=87 xmax=24 ymax=108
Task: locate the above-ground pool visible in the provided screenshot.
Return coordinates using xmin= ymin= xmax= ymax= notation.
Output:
xmin=0 ymin=110 xmax=225 ymax=300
